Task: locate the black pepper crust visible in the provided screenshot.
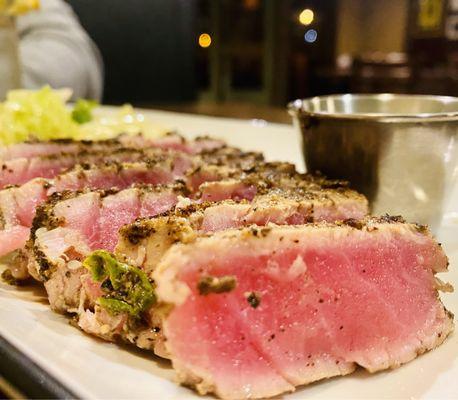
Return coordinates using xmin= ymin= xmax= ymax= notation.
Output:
xmin=119 ymin=176 xmax=367 ymax=244
xmin=246 ymin=292 xmax=261 ymax=308
xmin=341 ymin=218 xmax=365 ymax=230
xmin=33 ymin=245 xmax=55 ymax=281
xmin=120 ymin=198 xmax=246 ymax=242
xmin=30 ymin=183 xmax=189 ymax=244
xmin=120 ymin=214 xmax=196 ymax=246
xmin=197 ymin=275 xmax=237 ymax=295
xmin=50 ymin=144 xmax=263 ymax=181
xmin=30 ymin=191 xmax=77 ymax=240
xmin=139 ymin=214 xmax=437 ymax=248
xmin=121 ymin=223 xmax=157 ymax=245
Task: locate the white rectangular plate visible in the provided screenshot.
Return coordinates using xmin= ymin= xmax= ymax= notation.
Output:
xmin=0 ymin=109 xmax=457 ymax=399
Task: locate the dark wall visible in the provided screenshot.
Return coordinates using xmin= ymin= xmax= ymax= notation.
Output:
xmin=67 ymin=0 xmax=197 ymax=104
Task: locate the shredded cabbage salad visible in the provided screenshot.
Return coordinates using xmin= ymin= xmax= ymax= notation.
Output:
xmin=0 ymin=87 xmax=167 ymax=144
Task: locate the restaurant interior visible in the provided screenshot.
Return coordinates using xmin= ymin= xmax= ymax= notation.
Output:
xmin=69 ymin=0 xmax=458 ymax=122
xmin=0 ymin=1 xmax=458 ymax=399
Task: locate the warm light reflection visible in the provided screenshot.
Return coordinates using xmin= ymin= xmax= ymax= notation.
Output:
xmin=198 ymin=33 xmax=212 ymax=48
xmin=299 ymin=8 xmax=314 ymax=25
xmin=243 ymin=0 xmax=259 ymax=10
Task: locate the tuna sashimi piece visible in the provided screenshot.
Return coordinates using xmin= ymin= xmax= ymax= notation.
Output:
xmin=152 ymin=219 xmax=453 ymax=399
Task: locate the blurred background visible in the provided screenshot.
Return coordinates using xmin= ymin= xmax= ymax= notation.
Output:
xmin=67 ymin=0 xmax=458 ymax=122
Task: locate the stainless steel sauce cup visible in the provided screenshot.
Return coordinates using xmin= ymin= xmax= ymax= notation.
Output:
xmin=288 ymin=94 xmax=458 ymax=230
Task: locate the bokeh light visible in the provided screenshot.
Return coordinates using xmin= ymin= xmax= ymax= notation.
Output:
xmin=299 ymin=9 xmax=314 ymax=25
xmin=304 ymin=29 xmax=318 ymax=43
xmin=198 ymin=33 xmax=212 ymax=48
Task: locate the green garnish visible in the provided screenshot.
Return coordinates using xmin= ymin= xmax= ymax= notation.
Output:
xmin=71 ymin=98 xmax=98 ymax=124
xmin=83 ymin=250 xmax=155 ymax=318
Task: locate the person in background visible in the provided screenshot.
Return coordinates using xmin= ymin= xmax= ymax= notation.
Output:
xmin=17 ymin=0 xmax=103 ymax=100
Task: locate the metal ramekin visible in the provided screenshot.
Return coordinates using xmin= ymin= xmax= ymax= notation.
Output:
xmin=288 ymin=94 xmax=458 ymax=230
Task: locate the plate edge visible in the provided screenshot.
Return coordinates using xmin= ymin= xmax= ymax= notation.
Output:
xmin=0 ymin=334 xmax=77 ymax=399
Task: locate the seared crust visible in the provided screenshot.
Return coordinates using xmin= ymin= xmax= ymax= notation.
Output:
xmin=52 ymin=146 xmax=263 ymax=179
xmin=118 ymin=182 xmax=368 ymax=249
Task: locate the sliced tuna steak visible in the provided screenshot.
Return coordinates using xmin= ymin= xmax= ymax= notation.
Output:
xmin=0 ymin=133 xmax=229 ymax=187
xmin=0 ymin=148 xmax=262 ymax=262
xmin=0 ymin=147 xmax=169 ymax=188
xmin=149 ymin=134 xmax=224 ymax=154
xmin=0 ymin=141 xmax=82 ymax=162
xmin=27 ymin=176 xmax=368 ymax=340
xmin=28 ymin=184 xmax=187 ymax=312
xmin=152 ymin=219 xmax=453 ymax=399
xmin=0 ymin=137 xmax=132 ymax=162
xmin=117 ymin=187 xmax=368 ymax=271
xmin=0 ymin=158 xmax=181 ymax=263
xmin=0 ymin=133 xmax=223 ymax=162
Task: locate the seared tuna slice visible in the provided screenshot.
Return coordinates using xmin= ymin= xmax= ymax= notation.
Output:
xmin=0 ymin=136 xmax=133 ymax=162
xmin=51 ymin=150 xmax=263 ymax=193
xmin=0 ymin=133 xmax=228 ymax=188
xmin=28 ymin=184 xmax=187 ymax=312
xmin=0 ymin=147 xmax=171 ymax=188
xmin=0 ymin=147 xmax=262 ymax=262
xmin=0 ymin=133 xmax=223 ymax=162
xmin=0 ymin=155 xmax=183 ymax=262
xmin=0 ymin=141 xmax=83 ymax=162
xmin=27 ymin=176 xmax=368 ymax=341
xmin=117 ymin=187 xmax=368 ymax=271
xmin=79 ymin=186 xmax=367 ymax=348
xmin=186 ymin=161 xmax=297 ymax=193
xmin=151 ymin=219 xmax=453 ymax=399
xmin=148 ymin=134 xmax=224 ymax=154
